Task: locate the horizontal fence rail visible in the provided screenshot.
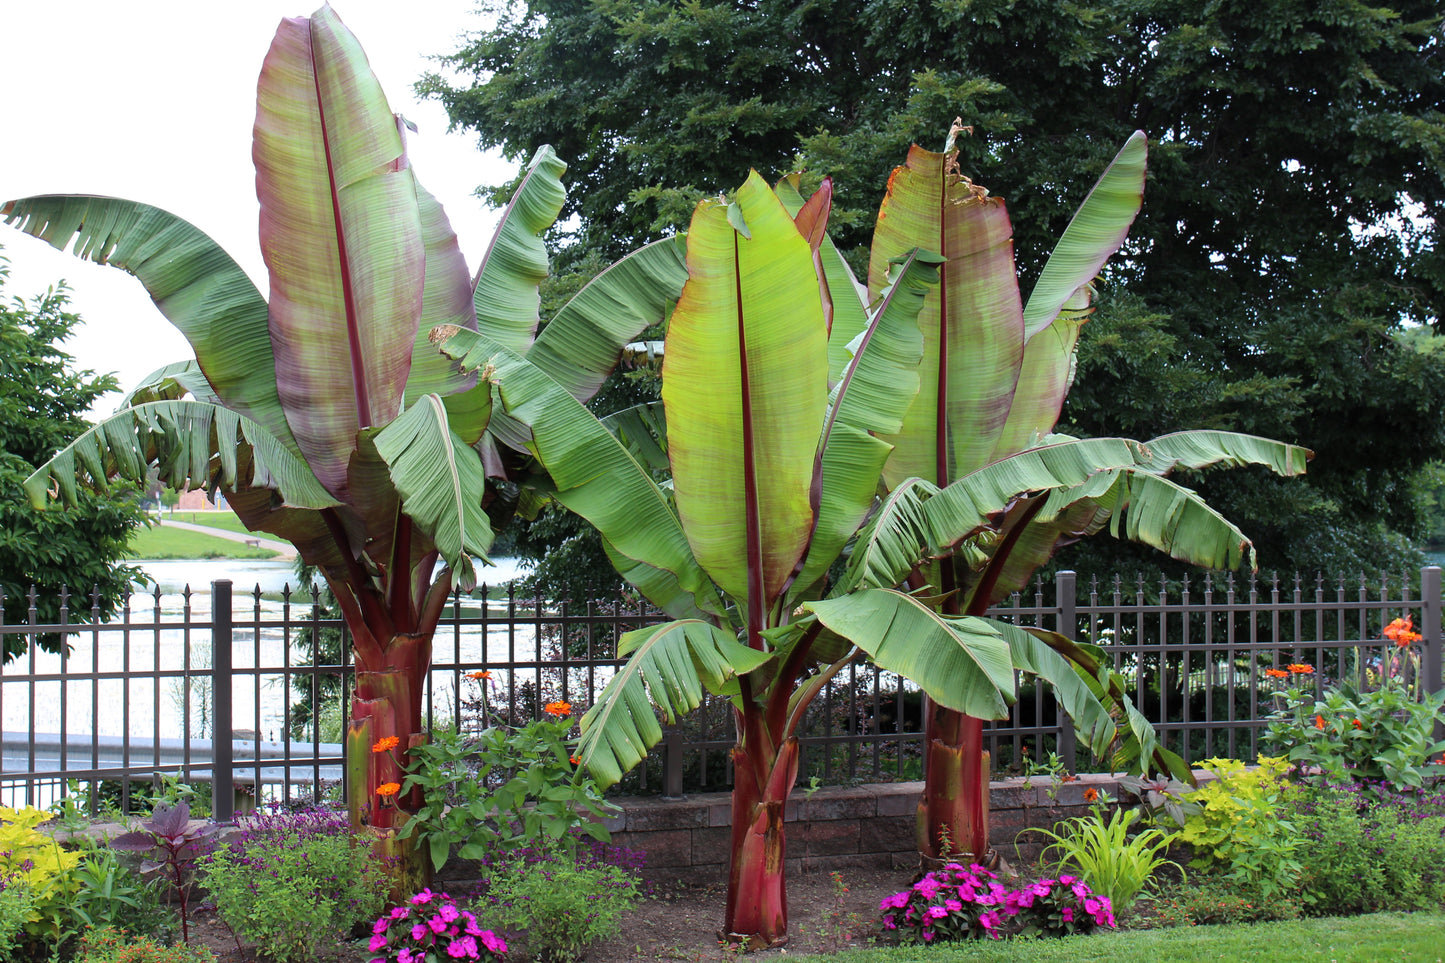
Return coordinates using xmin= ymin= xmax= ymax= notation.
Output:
xmin=3 ymin=569 xmax=1441 ymax=818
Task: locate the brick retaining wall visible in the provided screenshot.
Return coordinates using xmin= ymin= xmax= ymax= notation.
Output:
xmin=601 ymin=771 xmax=1152 ymax=877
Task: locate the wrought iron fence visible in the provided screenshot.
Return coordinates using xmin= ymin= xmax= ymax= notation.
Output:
xmin=3 ymin=568 xmax=1441 ymax=819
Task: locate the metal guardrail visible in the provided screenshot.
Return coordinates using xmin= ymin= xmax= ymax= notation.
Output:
xmin=2 ymin=569 xmax=1441 ymax=818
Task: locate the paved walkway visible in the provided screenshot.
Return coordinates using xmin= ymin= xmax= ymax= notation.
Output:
xmin=157 ymin=518 xmax=298 ymax=560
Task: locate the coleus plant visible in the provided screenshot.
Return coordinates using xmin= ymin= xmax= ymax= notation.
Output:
xmin=3 ymin=5 xmax=685 ymax=895
xmin=435 ymin=167 xmax=1305 ymax=947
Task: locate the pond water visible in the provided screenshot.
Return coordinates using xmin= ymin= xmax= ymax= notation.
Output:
xmin=138 ymin=557 xmax=533 ymax=596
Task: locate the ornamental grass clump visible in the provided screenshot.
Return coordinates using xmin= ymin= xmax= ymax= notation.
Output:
xmin=367 ymin=889 xmax=506 ymax=963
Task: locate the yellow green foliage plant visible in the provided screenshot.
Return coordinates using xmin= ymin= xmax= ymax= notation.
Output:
xmin=1178 ymin=757 xmax=1303 ymax=900
xmin=0 ymin=804 xmax=87 ymax=948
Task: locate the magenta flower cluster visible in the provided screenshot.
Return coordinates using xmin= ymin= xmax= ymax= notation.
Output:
xmin=879 ymin=862 xmax=1116 ymax=943
xmin=367 ymin=889 xmax=507 ymax=962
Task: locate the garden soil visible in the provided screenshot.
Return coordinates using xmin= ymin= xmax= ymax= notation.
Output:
xmin=186 ymin=866 xmax=911 ymax=961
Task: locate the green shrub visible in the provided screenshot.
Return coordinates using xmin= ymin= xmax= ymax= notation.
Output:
xmin=483 ymin=853 xmax=639 ymax=962
xmin=1151 ymin=875 xmax=1303 ymax=927
xmin=1291 ymin=785 xmax=1445 ymax=914
xmin=0 ymin=873 xmax=35 ymax=960
xmin=398 ymin=715 xmax=616 ymax=872
xmin=1177 ymin=757 xmax=1303 ymax=901
xmin=203 ymin=822 xmax=386 ymax=963
xmin=75 ymin=926 xmax=217 ymax=963
xmin=1263 ymin=676 xmax=1445 ymax=795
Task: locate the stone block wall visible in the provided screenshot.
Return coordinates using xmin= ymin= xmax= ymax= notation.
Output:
xmin=602 ymin=771 xmax=1152 ymax=879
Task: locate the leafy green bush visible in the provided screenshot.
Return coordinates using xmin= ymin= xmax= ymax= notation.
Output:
xmin=483 ymin=853 xmax=639 ymax=962
xmin=203 ymin=818 xmax=386 ymax=963
xmin=75 ymin=926 xmax=218 ymax=963
xmin=1264 ymin=676 xmax=1445 ymax=794
xmin=0 ymin=873 xmax=35 ymax=960
xmin=397 ymin=708 xmax=615 ymax=871
xmin=1032 ymin=801 xmax=1181 ymax=914
xmin=1151 ymin=876 xmax=1302 ymax=927
xmin=1177 ymin=757 xmax=1303 ymax=901
xmin=1291 ymin=785 xmax=1445 ymax=914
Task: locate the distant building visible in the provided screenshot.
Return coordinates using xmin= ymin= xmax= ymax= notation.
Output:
xmin=176 ymin=488 xmax=227 ymax=511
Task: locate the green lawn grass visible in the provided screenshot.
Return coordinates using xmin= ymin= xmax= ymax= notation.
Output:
xmin=793 ymin=913 xmax=1445 ymax=963
xmin=161 ymin=511 xmax=253 ymax=535
xmin=128 ymin=523 xmax=278 ymax=560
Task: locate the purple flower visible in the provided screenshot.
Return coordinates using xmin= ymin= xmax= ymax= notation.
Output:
xmin=446 ymin=935 xmax=478 ymax=959
xmin=372 ymin=917 xmax=390 ymax=936
xmin=944 ymin=898 xmax=963 ymax=912
xmin=913 ymin=876 xmax=942 ymax=899
xmin=479 ymin=931 xmax=507 ymax=954
xmin=880 ymin=891 xmax=910 ymax=910
xmin=368 ymin=934 xmax=388 ymax=951
xmin=411 ymin=923 xmax=428 ymax=941
xmin=1062 ymin=906 xmax=1074 ymax=923
xmin=427 ymin=915 xmax=449 ymax=934
xmin=397 ymin=950 xmax=416 ymax=963
xmin=437 ymin=903 xmax=461 ymax=923
xmin=410 ymin=889 xmax=438 ymax=906
xmin=927 ymin=905 xmax=948 ymax=919
xmin=389 ymin=906 xmax=411 ymax=921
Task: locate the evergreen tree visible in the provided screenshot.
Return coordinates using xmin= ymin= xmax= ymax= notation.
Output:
xmin=0 ymin=252 xmax=147 ymax=659
xmin=424 ymin=0 xmax=1445 ymax=576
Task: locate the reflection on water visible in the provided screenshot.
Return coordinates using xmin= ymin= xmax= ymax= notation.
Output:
xmin=138 ymin=557 xmax=533 ymax=596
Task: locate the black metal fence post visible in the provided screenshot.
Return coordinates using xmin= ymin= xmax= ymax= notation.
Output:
xmin=212 ymin=580 xmax=234 ymax=823
xmin=662 ymin=728 xmax=685 ymax=799
xmin=1422 ymin=568 xmax=1442 ymax=746
xmin=1055 ymin=571 xmax=1078 ymax=771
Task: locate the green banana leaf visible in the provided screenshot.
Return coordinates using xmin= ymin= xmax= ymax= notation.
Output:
xmin=254 ymin=8 xmax=423 ymax=497
xmin=577 ymin=620 xmax=770 ymax=788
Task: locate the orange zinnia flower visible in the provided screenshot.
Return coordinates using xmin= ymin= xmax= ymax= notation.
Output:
xmin=467 ymin=670 xmax=493 ymax=680
xmin=1287 ymin=664 xmax=1314 ymax=675
xmin=1352 ymin=719 xmax=1362 ymax=729
xmin=376 ymin=782 xmax=401 ymax=797
xmin=1264 ymin=668 xmax=1289 ymax=678
xmin=544 ymin=700 xmax=573 ymax=717
xmin=569 ymin=755 xmax=581 ymax=765
xmin=1083 ymin=787 xmax=1099 ymax=803
xmin=372 ymin=736 xmax=400 ymax=753
xmin=1384 ymin=617 xmax=1422 ymax=647
xmin=1315 ymin=714 xmax=1326 ymax=730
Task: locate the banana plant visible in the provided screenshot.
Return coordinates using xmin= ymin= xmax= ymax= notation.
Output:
xmin=434 ymin=169 xmax=1298 ymax=947
xmin=856 ymin=127 xmax=1311 ymax=863
xmin=2 ymin=6 xmax=685 ymax=894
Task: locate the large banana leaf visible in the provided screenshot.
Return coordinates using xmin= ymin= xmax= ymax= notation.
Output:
xmin=371 ymin=394 xmax=495 ymax=589
xmin=255 ymin=8 xmax=423 ymax=497
xmin=436 ymin=329 xmax=718 ymax=620
xmin=1001 ymin=624 xmax=1190 ymax=781
xmin=664 ymin=173 xmax=827 ymax=618
xmin=992 ymin=133 xmax=1148 ymax=459
xmin=24 ymin=400 xmax=338 ymax=512
xmin=403 ymin=180 xmax=479 ymax=405
xmin=788 ymin=249 xmax=940 ymax=601
xmin=526 ymin=235 xmax=690 ymax=402
xmin=0 ymin=196 xmax=298 ymax=455
xmin=804 ymin=589 xmax=1014 ymax=719
xmin=1137 ymin=430 xmax=1313 ymax=476
xmin=773 ymin=174 xmax=870 ymax=384
xmin=869 ymin=146 xmax=1025 ymax=488
xmin=471 ymin=146 xmax=566 ymax=356
xmin=577 ymin=620 xmax=770 ymax=788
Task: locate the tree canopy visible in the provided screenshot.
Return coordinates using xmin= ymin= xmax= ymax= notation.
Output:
xmin=424 ymin=0 xmax=1445 ymax=577
xmin=0 ymin=253 xmax=146 ymax=659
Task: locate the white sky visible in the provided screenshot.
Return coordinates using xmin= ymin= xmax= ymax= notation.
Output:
xmin=1 ymin=0 xmax=512 ymax=416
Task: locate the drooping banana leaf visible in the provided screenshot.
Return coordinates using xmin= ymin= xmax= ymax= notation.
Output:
xmin=804 ymin=589 xmax=1014 ymax=719
xmin=471 ymin=145 xmax=566 ymax=356
xmin=371 ymin=394 xmax=495 ymax=590
xmin=1136 ymin=430 xmax=1313 ymax=477
xmin=869 ymin=146 xmax=1026 ymax=489
xmin=577 ymin=620 xmax=771 ymax=788
xmin=436 ymin=329 xmax=718 ymax=620
xmin=1001 ymin=623 xmax=1191 ymax=782
xmin=526 ymin=235 xmax=689 ymax=402
xmin=255 ymin=8 xmax=424 ymax=497
xmin=0 ymin=195 xmax=298 ymax=456
xmin=24 ymin=400 xmax=338 ymax=513
xmin=600 ymin=401 xmax=670 ymax=475
xmin=664 ymin=173 xmax=827 ymax=622
xmin=992 ymin=132 xmax=1148 ymax=459
xmin=403 ymin=179 xmax=479 ymax=405
xmin=120 ymin=360 xmax=222 ymax=409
